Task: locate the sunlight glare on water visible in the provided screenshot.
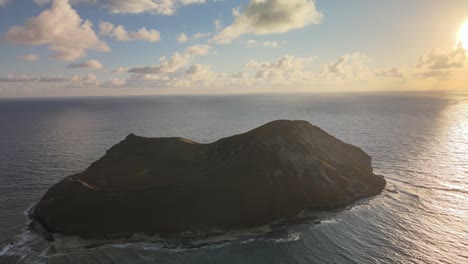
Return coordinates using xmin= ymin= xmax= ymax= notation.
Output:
xmin=0 ymin=92 xmax=467 ymax=264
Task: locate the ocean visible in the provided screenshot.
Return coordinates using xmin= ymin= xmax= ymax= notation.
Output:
xmin=0 ymin=92 xmax=466 ymax=263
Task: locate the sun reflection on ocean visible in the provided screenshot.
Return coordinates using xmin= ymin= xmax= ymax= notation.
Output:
xmin=408 ymin=94 xmax=468 ymax=261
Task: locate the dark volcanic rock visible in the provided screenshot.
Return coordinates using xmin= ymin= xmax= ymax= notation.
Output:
xmin=32 ymin=120 xmax=386 ymax=239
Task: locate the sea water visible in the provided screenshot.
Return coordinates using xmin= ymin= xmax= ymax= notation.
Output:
xmin=0 ymin=92 xmax=466 ymax=263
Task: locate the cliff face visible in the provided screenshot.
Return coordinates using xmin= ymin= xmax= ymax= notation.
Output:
xmin=32 ymin=120 xmax=386 ymax=239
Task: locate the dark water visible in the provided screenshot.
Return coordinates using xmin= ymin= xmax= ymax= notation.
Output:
xmin=0 ymin=92 xmax=467 ymax=263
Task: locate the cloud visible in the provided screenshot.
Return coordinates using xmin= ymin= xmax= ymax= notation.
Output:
xmin=128 ymin=45 xmax=210 ymax=76
xmin=112 ymin=67 xmax=129 ymax=73
xmin=121 ymin=50 xmax=421 ymax=92
xmin=184 ymin=44 xmax=211 ymax=55
xmin=214 ymin=0 xmax=323 ymax=44
xmin=0 ymin=0 xmax=10 ymax=6
xmin=68 ymin=59 xmax=103 ymax=69
xmin=192 ymin=32 xmax=210 ymax=40
xmin=129 ymin=53 xmax=191 ymax=75
xmin=185 ymin=64 xmax=215 ymax=80
xmin=176 ymin=32 xmax=211 ymax=43
xmin=70 ymin=73 xmax=99 ymax=85
xmin=246 ymin=55 xmax=312 ymax=82
xmin=414 ymin=70 xmax=452 ymax=79
xmin=20 ymin=54 xmax=39 ymax=61
xmin=0 ymin=73 xmax=105 ymax=88
xmin=0 ymin=74 xmax=88 ymax=83
xmin=99 ymin=21 xmax=161 ymax=42
xmin=124 ymin=54 xmax=321 ymax=90
xmin=127 ymin=45 xmax=214 ymax=87
xmin=245 ymin=40 xmax=285 ymax=48
xmin=7 ymin=0 xmax=109 ymax=61
xmin=180 ymin=0 xmax=205 ymax=4
xmin=411 ymin=44 xmax=468 ymax=79
xmin=0 ymin=74 xmax=39 ymax=83
xmin=374 ymin=67 xmax=405 ymax=78
xmin=263 ymin=41 xmax=281 ymax=48
xmin=417 ymin=44 xmax=468 ymax=70
xmin=177 ymin=32 xmax=188 ymax=43
xmin=167 ymin=64 xmax=217 ymax=87
xmin=322 ymin=52 xmax=371 ymax=79
xmin=35 ymin=0 xmax=208 ymax=15
xmin=100 ymin=77 xmax=126 ymax=87
xmin=99 ymin=0 xmax=172 ymax=14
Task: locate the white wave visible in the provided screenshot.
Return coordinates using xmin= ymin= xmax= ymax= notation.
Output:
xmin=0 ymin=243 xmax=13 ymax=256
xmin=22 ymin=202 xmax=37 ymax=217
xmin=274 ymin=233 xmax=301 ymax=243
xmin=240 ymin=238 xmax=256 ymax=244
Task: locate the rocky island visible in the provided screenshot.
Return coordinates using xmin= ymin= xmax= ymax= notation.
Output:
xmin=32 ymin=120 xmax=386 ymax=239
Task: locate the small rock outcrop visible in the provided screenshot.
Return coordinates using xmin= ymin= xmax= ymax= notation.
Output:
xmin=32 ymin=120 xmax=386 ymax=239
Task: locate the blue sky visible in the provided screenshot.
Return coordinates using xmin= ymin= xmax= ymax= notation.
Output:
xmin=0 ymin=0 xmax=467 ymax=97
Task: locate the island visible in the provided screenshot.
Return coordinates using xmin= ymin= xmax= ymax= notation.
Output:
xmin=31 ymin=120 xmax=386 ymax=239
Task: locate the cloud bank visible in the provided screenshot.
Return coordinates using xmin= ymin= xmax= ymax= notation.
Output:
xmin=7 ymin=0 xmax=109 ymax=61
xmin=68 ymin=59 xmax=103 ymax=69
xmin=35 ymin=0 xmax=208 ymax=15
xmin=99 ymin=21 xmax=161 ymax=42
xmin=128 ymin=45 xmax=211 ymax=77
xmin=214 ymin=0 xmax=323 ymax=44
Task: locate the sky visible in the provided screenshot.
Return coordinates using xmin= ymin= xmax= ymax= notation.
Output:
xmin=0 ymin=0 xmax=467 ymax=97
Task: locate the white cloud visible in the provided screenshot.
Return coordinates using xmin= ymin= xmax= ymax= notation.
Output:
xmin=124 ymin=54 xmax=318 ymax=91
xmin=180 ymin=0 xmax=205 ymax=4
xmin=375 ymin=67 xmax=405 ymax=78
xmin=116 ymin=50 xmax=430 ymax=92
xmin=7 ymin=0 xmax=109 ymax=61
xmin=412 ymin=44 xmax=468 ymax=79
xmin=129 ymin=52 xmax=191 ymax=74
xmin=128 ymin=45 xmax=210 ymax=76
xmin=184 ymin=44 xmax=211 ymax=55
xmin=35 ymin=0 xmax=209 ymax=15
xmin=0 ymin=73 xmax=97 ymax=85
xmin=263 ymin=41 xmax=282 ymax=48
xmin=100 ymin=77 xmax=126 ymax=87
xmin=245 ymin=40 xmax=285 ymax=48
xmin=20 ymin=54 xmax=39 ymax=61
xmin=101 ymin=0 xmax=171 ymax=14
xmin=321 ymin=52 xmax=371 ymax=79
xmin=185 ymin=64 xmax=215 ymax=80
xmin=99 ymin=21 xmax=161 ymax=42
xmin=68 ymin=59 xmax=103 ymax=69
xmin=192 ymin=32 xmax=210 ymax=40
xmin=246 ymin=55 xmax=312 ymax=82
xmin=0 ymin=74 xmax=39 ymax=83
xmin=112 ymin=67 xmax=130 ymax=74
xmin=166 ymin=64 xmax=217 ymax=88
xmin=127 ymin=45 xmax=213 ymax=86
xmin=214 ymin=0 xmax=323 ymax=44
xmin=417 ymin=44 xmax=468 ymax=70
xmin=70 ymin=73 xmax=99 ymax=85
xmin=177 ymin=32 xmax=188 ymax=43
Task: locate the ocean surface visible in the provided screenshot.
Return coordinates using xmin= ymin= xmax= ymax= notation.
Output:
xmin=0 ymin=92 xmax=466 ymax=264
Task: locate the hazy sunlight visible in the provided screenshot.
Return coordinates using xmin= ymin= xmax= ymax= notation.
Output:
xmin=458 ymin=21 xmax=468 ymax=50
